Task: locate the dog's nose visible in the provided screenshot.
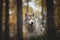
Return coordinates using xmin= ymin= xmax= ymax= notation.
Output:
xmin=30 ymin=22 xmax=33 ymax=26
xmin=31 ymin=22 xmax=33 ymax=24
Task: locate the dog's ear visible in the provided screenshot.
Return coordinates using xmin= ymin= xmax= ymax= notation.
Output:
xmin=25 ymin=13 xmax=28 ymax=17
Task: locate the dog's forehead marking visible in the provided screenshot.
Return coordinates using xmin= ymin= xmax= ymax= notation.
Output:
xmin=27 ymin=15 xmax=34 ymax=19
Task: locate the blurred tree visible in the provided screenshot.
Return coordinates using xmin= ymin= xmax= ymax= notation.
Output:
xmin=54 ymin=0 xmax=60 ymax=40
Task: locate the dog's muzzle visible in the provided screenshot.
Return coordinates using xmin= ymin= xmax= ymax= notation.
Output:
xmin=30 ymin=22 xmax=33 ymax=26
xmin=31 ymin=22 xmax=33 ymax=24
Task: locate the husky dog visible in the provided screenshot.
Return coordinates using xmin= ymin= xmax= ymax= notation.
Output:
xmin=24 ymin=13 xmax=45 ymax=40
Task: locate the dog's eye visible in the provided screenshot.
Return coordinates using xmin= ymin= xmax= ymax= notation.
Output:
xmin=32 ymin=19 xmax=34 ymax=20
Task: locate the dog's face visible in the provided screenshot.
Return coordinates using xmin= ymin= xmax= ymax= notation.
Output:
xmin=25 ymin=13 xmax=35 ymax=26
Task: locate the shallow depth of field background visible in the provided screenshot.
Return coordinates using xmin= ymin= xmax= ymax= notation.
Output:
xmin=2 ymin=0 xmax=60 ymax=40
